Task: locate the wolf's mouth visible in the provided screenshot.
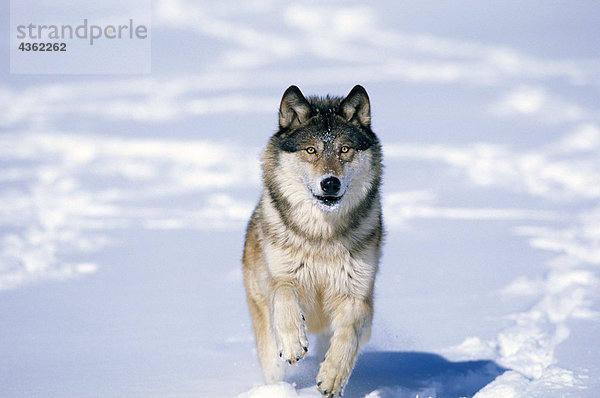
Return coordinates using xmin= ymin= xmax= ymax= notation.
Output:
xmin=313 ymin=194 xmax=343 ymax=206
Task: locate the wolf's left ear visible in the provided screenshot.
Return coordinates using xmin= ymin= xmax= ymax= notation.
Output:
xmin=339 ymin=85 xmax=371 ymax=128
xmin=279 ymin=85 xmax=312 ymax=130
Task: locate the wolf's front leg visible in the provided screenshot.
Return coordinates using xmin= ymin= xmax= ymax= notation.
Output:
xmin=271 ymin=284 xmax=310 ymax=366
xmin=317 ymin=298 xmax=372 ymax=397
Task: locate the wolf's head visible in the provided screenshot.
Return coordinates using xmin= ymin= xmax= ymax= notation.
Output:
xmin=265 ymin=85 xmax=382 ymax=213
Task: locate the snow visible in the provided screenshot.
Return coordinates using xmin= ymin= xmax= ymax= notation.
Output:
xmin=1 ymin=1 xmax=600 ymax=397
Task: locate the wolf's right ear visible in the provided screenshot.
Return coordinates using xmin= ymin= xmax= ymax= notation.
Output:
xmin=279 ymin=85 xmax=312 ymax=130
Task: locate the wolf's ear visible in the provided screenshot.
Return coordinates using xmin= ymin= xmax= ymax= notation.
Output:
xmin=279 ymin=85 xmax=312 ymax=130
xmin=339 ymin=85 xmax=371 ymax=128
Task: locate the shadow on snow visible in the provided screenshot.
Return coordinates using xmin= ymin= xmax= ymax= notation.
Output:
xmin=288 ymin=351 xmax=506 ymax=398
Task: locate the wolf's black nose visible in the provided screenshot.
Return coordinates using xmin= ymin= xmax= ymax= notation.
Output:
xmin=321 ymin=176 xmax=341 ymax=195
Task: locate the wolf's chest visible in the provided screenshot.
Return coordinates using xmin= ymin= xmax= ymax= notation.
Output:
xmin=294 ymin=247 xmax=375 ymax=301
xmin=263 ymin=233 xmax=376 ymax=300
xmin=294 ymin=252 xmax=351 ymax=285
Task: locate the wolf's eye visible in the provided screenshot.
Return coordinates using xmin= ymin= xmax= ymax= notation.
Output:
xmin=306 ymin=147 xmax=316 ymax=154
xmin=340 ymin=145 xmax=350 ymax=153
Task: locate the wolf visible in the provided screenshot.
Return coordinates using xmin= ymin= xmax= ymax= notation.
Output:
xmin=242 ymin=85 xmax=383 ymax=397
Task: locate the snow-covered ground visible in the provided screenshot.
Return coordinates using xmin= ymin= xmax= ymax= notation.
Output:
xmin=1 ymin=1 xmax=599 ymax=397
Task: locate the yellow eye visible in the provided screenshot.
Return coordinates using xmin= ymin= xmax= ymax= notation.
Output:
xmin=340 ymin=145 xmax=350 ymax=153
xmin=306 ymin=147 xmax=316 ymax=154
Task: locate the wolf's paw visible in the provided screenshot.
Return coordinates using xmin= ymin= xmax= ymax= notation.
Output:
xmin=274 ymin=312 xmax=309 ymax=365
xmin=316 ymin=357 xmax=351 ymax=397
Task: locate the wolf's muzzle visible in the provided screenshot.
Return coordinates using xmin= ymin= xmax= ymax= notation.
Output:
xmin=320 ymin=176 xmax=341 ymax=196
xmin=315 ymin=176 xmax=343 ymax=207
